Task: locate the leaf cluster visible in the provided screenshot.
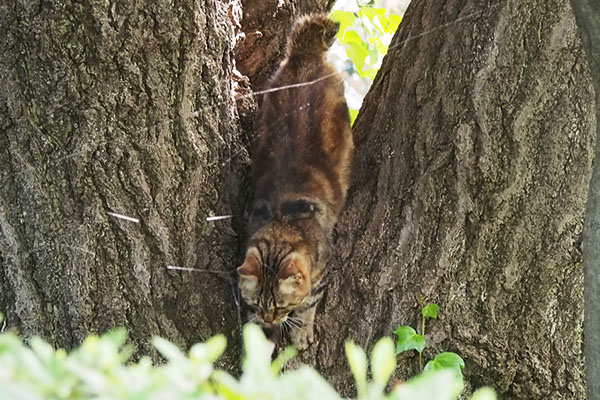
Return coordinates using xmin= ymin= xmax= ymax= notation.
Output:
xmin=330 ymin=7 xmax=402 ymax=80
xmin=0 ymin=312 xmax=495 ymax=400
xmin=395 ymin=303 xmax=464 ymax=375
xmin=329 ymin=5 xmax=401 ymax=125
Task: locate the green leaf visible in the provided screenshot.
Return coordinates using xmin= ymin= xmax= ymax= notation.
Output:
xmin=17 ymin=346 xmax=53 ymax=386
xmin=380 ymin=11 xmax=402 ymax=34
xmin=270 ymin=345 xmax=297 ymax=374
xmin=344 ymin=340 xmax=367 ymax=397
xmin=363 ymin=8 xmax=386 ymax=36
xmin=360 ymin=7 xmax=377 ymax=22
xmin=368 ymin=46 xmax=379 ymax=62
xmin=369 ymin=36 xmax=388 ymax=56
xmin=212 ymin=370 xmax=244 ymax=399
xmin=424 ymin=352 xmax=465 ymax=375
xmin=241 ymin=323 xmax=275 ymax=385
xmin=189 ymin=334 xmax=227 ymax=364
xmin=389 ymin=369 xmax=463 ymax=400
xmin=361 ymin=67 xmax=378 ymax=80
xmin=346 ymin=42 xmax=369 ymax=71
xmin=0 ymin=332 xmax=22 ymax=354
xmin=349 ymin=109 xmax=359 ymax=126
xmin=99 ymin=328 xmax=132 ymax=365
xmin=152 ymin=337 xmax=185 ymax=362
xmin=471 ymin=387 xmax=497 ymax=400
xmin=422 ymin=304 xmax=440 ymax=319
xmin=102 ymin=328 xmax=128 ymax=347
xmin=370 ymin=337 xmax=396 ymax=387
xmin=373 ymin=8 xmax=388 ymax=22
xmin=278 ymin=366 xmax=343 ymax=400
xmin=342 ymin=30 xmax=365 ymax=45
xmin=29 ymin=337 xmax=54 ymax=364
xmin=329 ymin=10 xmax=356 ymax=41
xmin=205 ymin=334 xmax=227 ymax=361
xmin=394 ymin=326 xmax=426 ymax=354
xmin=388 ymin=14 xmax=402 ymax=33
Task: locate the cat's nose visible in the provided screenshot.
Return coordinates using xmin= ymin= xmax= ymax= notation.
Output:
xmin=263 ymin=313 xmax=274 ymax=323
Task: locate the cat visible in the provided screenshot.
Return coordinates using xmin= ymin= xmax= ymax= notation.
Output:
xmin=237 ymin=13 xmax=353 ymax=350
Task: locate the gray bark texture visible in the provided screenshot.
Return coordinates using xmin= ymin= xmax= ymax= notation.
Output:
xmin=0 ymin=0 xmax=595 ymax=399
xmin=0 ymin=0 xmax=248 ymax=364
xmin=568 ymin=0 xmax=600 ymax=398
xmin=295 ymin=0 xmax=594 ymax=398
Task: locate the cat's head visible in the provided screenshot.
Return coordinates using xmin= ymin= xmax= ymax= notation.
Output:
xmin=237 ymin=229 xmax=313 ymax=326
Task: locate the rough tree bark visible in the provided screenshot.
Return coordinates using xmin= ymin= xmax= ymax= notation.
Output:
xmin=0 ymin=0 xmax=249 ymax=363
xmin=0 ymin=0 xmax=594 ymax=399
xmin=568 ymin=1 xmax=600 ymax=398
xmin=293 ymin=0 xmax=593 ymax=399
xmin=235 ymin=0 xmax=336 ymax=90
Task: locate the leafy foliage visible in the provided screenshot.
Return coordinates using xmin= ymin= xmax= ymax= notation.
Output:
xmin=330 ymin=7 xmax=402 ymax=80
xmin=0 ymin=311 xmax=494 ymax=399
xmin=395 ymin=302 xmax=465 ymax=379
xmin=330 ymin=5 xmax=402 ymax=126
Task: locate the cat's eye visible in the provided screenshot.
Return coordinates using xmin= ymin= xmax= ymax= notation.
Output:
xmin=281 ymin=200 xmax=318 ymax=219
xmin=274 ymin=306 xmax=289 ymax=316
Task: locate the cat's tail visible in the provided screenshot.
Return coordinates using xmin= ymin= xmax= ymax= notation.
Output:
xmin=286 ymin=14 xmax=339 ymax=59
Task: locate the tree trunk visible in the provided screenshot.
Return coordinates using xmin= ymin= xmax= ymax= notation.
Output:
xmin=296 ymin=0 xmax=593 ymax=398
xmin=568 ymin=1 xmax=600 ymax=398
xmin=0 ymin=0 xmax=593 ymax=399
xmin=0 ymin=0 xmax=249 ymax=362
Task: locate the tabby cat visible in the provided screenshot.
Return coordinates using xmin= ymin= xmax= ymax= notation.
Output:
xmin=237 ymin=14 xmax=353 ymax=350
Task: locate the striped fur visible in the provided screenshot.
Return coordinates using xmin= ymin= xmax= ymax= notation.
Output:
xmin=238 ymin=14 xmax=353 ymax=350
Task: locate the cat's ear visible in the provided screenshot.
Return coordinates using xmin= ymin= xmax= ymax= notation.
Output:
xmin=238 ymin=248 xmax=260 ymax=277
xmin=277 ymin=252 xmax=310 ymax=295
xmin=238 ymin=249 xmax=260 ymax=293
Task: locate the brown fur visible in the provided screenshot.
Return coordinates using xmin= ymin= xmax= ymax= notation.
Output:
xmin=238 ymin=14 xmax=353 ymax=350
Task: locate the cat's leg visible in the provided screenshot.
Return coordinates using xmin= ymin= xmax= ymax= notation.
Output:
xmin=290 ymin=305 xmax=316 ymax=350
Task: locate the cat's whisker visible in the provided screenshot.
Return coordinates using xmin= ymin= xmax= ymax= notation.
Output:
xmin=286 ymin=318 xmax=302 ymax=330
xmin=281 ymin=320 xmax=290 ymax=335
xmin=287 ymin=315 xmax=306 ymax=325
xmin=285 ymin=320 xmax=297 ymax=329
xmin=285 ymin=319 xmax=296 ymax=334
xmin=244 ymin=315 xmax=258 ymax=328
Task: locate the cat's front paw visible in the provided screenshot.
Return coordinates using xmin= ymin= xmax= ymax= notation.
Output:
xmin=290 ymin=326 xmax=314 ymax=351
